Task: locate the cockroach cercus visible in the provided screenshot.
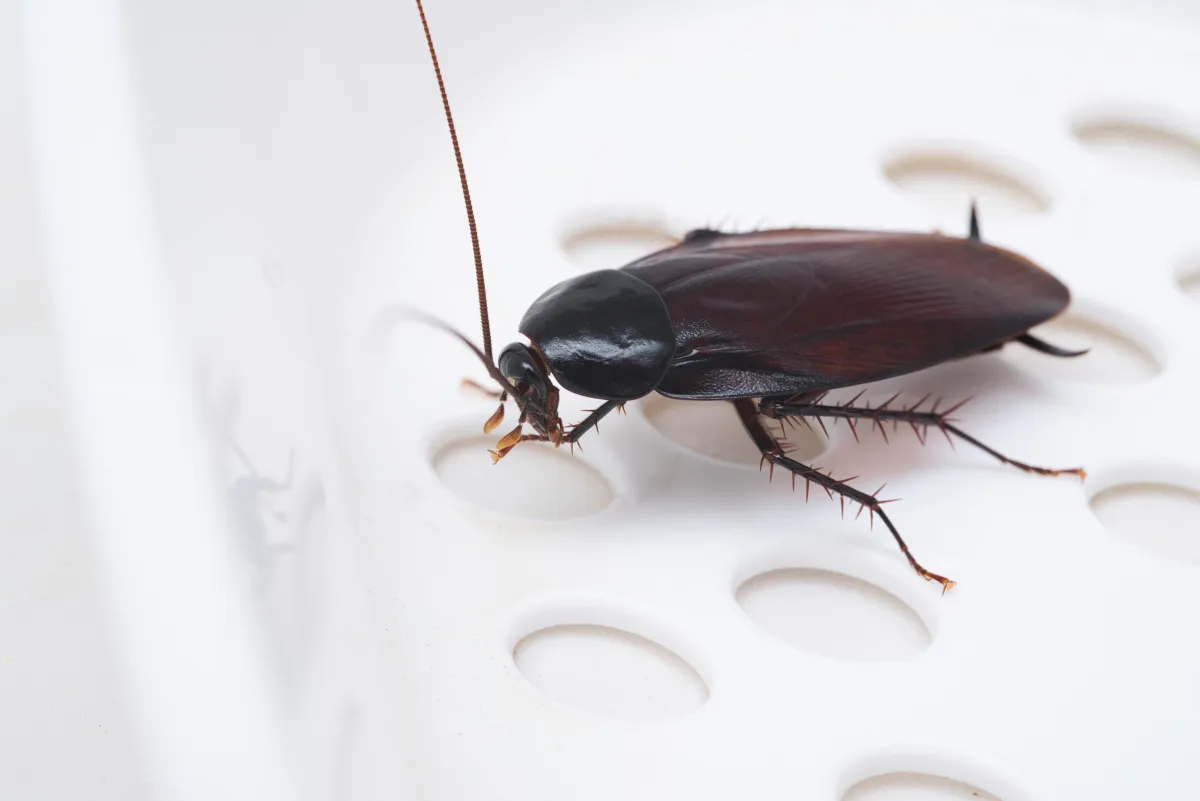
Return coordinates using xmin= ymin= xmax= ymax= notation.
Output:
xmin=407 ymin=0 xmax=1086 ymax=592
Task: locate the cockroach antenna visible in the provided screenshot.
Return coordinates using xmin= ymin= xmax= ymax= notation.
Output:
xmin=413 ymin=0 xmax=493 ymax=364
xmin=413 ymin=0 xmax=508 ymax=434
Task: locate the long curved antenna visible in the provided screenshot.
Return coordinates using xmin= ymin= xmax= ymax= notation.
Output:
xmin=414 ymin=0 xmax=493 ymax=361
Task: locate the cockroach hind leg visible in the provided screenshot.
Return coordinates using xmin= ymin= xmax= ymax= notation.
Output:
xmin=925 ymin=569 xmax=957 ymax=594
xmin=936 ymin=421 xmax=1087 ymax=480
xmin=767 ymin=393 xmax=1082 ymax=481
xmin=736 ymin=399 xmax=955 ymax=593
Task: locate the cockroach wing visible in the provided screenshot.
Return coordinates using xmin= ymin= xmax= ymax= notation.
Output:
xmin=620 ymin=229 xmax=1070 ymax=400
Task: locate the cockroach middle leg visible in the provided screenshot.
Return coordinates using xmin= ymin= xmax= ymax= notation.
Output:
xmin=759 ymin=395 xmax=1086 ymax=480
xmin=733 ymin=399 xmax=954 ymax=592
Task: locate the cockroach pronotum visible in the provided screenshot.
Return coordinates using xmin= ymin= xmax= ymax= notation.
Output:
xmin=408 ymin=0 xmax=1086 ymax=592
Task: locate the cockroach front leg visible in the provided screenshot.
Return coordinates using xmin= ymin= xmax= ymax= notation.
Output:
xmin=564 ymin=400 xmax=624 ymax=452
xmin=733 ymin=399 xmax=955 ymax=592
xmin=759 ymin=393 xmax=1086 ymax=480
xmin=490 ymin=400 xmax=624 ymax=462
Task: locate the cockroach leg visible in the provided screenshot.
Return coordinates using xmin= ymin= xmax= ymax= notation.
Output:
xmin=759 ymin=395 xmax=1086 ymax=480
xmin=733 ymin=399 xmax=955 ymax=592
xmin=487 ymin=399 xmax=624 ymax=462
xmin=489 ymin=434 xmax=549 ymax=463
xmin=490 ymin=400 xmax=621 ymax=461
xmin=564 ymin=400 xmax=623 ymax=445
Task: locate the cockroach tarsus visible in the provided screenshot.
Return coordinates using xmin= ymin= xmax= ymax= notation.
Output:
xmin=409 ymin=0 xmax=1087 ymax=592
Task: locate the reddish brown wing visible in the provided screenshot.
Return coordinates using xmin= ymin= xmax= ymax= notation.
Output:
xmin=620 ymin=228 xmax=1070 ymax=400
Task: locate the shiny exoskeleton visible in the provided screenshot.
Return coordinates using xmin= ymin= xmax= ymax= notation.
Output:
xmin=411 ymin=0 xmax=1085 ymax=592
xmin=488 ymin=213 xmax=1087 ymax=592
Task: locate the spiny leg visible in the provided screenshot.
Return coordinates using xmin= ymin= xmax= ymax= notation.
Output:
xmin=491 ymin=399 xmax=623 ymax=461
xmin=733 ymin=399 xmax=955 ymax=592
xmin=565 ymin=400 xmax=623 ymax=451
xmin=759 ymin=394 xmax=1085 ymax=480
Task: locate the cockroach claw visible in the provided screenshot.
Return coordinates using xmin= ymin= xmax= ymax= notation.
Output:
xmin=489 ymin=444 xmax=516 ymax=463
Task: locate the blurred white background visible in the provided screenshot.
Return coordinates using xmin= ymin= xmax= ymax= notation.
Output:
xmin=5 ymin=0 xmax=1200 ymax=799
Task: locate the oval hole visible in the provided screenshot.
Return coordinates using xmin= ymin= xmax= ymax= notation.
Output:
xmin=736 ymin=568 xmax=931 ymax=661
xmin=513 ymin=624 xmax=708 ymax=719
xmin=432 ymin=435 xmax=613 ymax=520
xmin=639 ymin=395 xmax=826 ymax=468
xmin=561 ymin=221 xmax=679 ymax=272
xmin=1072 ymin=117 xmax=1200 ymax=179
xmin=1090 ymin=481 xmax=1200 ymax=566
xmin=1002 ymin=314 xmax=1159 ymax=384
xmin=843 ymin=771 xmax=1002 ymax=801
xmin=883 ymin=149 xmax=1050 ymax=223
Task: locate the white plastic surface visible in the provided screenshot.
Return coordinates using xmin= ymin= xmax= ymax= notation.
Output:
xmin=8 ymin=0 xmax=1200 ymax=799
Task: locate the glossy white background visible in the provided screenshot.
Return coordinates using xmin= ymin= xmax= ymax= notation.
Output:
xmin=6 ymin=0 xmax=1200 ymax=799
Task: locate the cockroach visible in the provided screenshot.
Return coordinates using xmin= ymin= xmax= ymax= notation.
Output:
xmin=409 ymin=0 xmax=1086 ymax=592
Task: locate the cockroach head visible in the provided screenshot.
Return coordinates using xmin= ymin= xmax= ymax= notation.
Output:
xmin=498 ymin=342 xmax=563 ymax=443
xmin=411 ymin=0 xmax=564 ymax=457
xmin=405 ymin=311 xmax=565 ymax=450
